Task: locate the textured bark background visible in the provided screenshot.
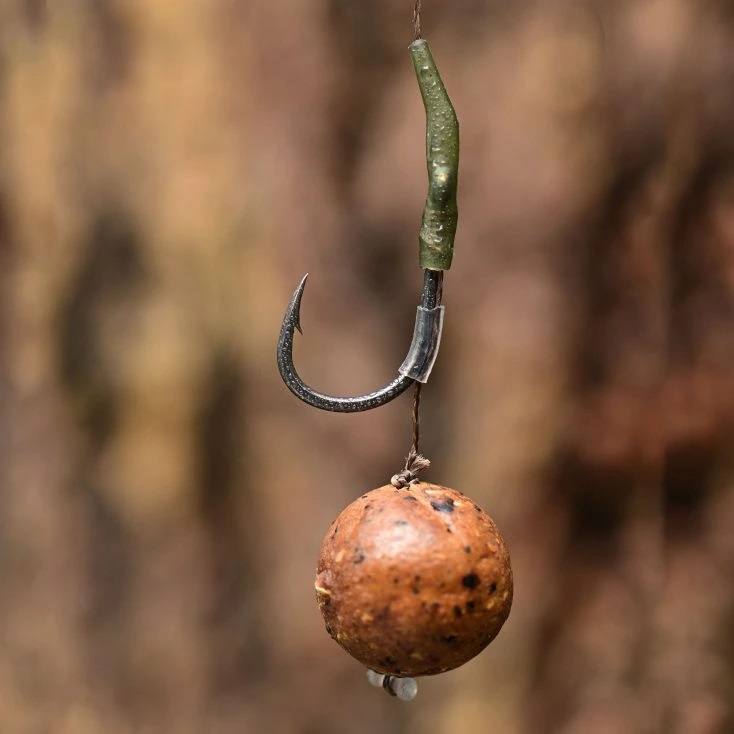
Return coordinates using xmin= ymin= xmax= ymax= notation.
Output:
xmin=1 ymin=1 xmax=733 ymax=733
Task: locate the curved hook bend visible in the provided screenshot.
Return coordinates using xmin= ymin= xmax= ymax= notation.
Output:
xmin=277 ymin=270 xmax=444 ymax=412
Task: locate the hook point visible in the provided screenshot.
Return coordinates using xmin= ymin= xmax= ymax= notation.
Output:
xmin=288 ymin=273 xmax=308 ymax=334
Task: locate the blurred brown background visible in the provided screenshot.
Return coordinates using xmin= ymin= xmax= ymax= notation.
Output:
xmin=1 ymin=1 xmax=733 ymax=732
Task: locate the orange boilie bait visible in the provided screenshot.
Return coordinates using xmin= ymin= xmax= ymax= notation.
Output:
xmin=315 ymin=483 xmax=513 ymax=678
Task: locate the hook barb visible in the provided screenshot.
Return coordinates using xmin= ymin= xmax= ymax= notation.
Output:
xmin=277 ymin=270 xmax=444 ymax=412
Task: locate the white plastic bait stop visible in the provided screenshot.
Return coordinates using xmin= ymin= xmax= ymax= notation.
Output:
xmin=366 ymin=669 xmax=418 ymax=701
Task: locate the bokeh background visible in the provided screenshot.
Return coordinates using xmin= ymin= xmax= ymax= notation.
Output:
xmin=1 ymin=1 xmax=734 ymax=732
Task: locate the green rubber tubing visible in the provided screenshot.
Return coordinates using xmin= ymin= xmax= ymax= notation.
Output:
xmin=410 ymin=38 xmax=459 ymax=271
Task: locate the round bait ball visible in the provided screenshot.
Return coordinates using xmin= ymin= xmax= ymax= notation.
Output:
xmin=315 ymin=482 xmax=513 ymax=677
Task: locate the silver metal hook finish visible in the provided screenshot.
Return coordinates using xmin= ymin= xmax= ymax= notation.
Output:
xmin=277 ymin=270 xmax=444 ymax=412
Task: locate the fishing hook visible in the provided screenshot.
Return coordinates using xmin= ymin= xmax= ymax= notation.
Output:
xmin=276 ymin=37 xmax=457 ymax=413
xmin=277 ymin=269 xmax=444 ymax=412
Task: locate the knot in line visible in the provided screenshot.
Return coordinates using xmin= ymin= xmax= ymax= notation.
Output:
xmin=390 ymin=449 xmax=431 ymax=488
